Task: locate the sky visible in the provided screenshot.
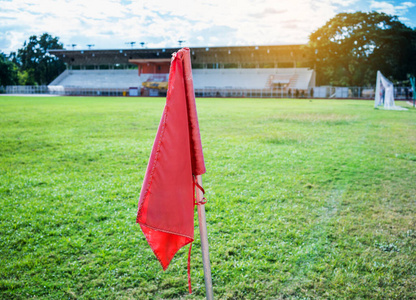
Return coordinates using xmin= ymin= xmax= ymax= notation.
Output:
xmin=0 ymin=0 xmax=415 ymax=54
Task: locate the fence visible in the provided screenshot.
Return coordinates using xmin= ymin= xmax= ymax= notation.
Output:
xmin=3 ymin=86 xmax=128 ymax=97
xmin=2 ymin=85 xmax=414 ymax=100
xmin=195 ymin=87 xmax=369 ymax=99
xmin=52 ymin=87 xmax=127 ymax=97
xmin=5 ymin=85 xmax=49 ymax=94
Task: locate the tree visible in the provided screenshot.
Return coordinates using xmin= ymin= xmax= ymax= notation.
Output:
xmin=307 ymin=12 xmax=416 ymax=86
xmin=0 ymin=53 xmax=19 ymax=86
xmin=17 ymin=33 xmax=66 ymax=85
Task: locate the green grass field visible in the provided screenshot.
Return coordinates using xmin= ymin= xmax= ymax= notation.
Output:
xmin=0 ymin=96 xmax=415 ymax=299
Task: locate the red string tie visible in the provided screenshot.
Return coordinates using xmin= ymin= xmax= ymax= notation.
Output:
xmin=188 ymin=176 xmax=207 ymax=293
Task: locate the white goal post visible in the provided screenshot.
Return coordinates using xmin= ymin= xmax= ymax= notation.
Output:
xmin=374 ymin=71 xmax=407 ymax=110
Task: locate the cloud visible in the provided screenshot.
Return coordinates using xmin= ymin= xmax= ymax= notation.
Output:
xmin=399 ymin=1 xmax=416 ymax=8
xmin=0 ymin=32 xmax=12 ymax=50
xmin=370 ymin=0 xmax=415 ymax=15
xmin=0 ymin=0 xmax=414 ymax=54
xmin=330 ymin=0 xmax=360 ymax=6
xmin=249 ymin=8 xmax=288 ymax=18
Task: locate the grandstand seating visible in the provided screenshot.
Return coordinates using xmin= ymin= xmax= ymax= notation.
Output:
xmin=49 ymin=68 xmax=314 ymax=91
xmin=49 ymin=69 xmax=143 ymax=88
xmin=192 ymin=68 xmax=314 ymax=90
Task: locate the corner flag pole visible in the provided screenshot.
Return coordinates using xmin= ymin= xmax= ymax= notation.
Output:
xmin=410 ymin=76 xmax=416 ymax=108
xmin=196 ymin=175 xmax=214 ymax=300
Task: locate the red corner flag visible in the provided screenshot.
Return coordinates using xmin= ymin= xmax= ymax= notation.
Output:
xmin=136 ymin=48 xmax=206 ymax=276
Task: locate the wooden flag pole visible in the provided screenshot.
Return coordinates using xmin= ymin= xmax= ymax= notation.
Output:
xmin=196 ymin=175 xmax=214 ymax=300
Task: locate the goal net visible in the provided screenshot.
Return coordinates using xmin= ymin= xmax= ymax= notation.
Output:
xmin=374 ymin=71 xmax=407 ymax=110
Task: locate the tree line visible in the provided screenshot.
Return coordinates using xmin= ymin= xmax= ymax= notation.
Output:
xmin=307 ymin=11 xmax=416 ymax=86
xmin=1 ymin=12 xmax=416 ymax=88
xmin=0 ymin=33 xmax=65 ymax=86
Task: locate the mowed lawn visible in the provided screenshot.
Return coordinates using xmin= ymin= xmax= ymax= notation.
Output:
xmin=0 ymin=96 xmax=415 ymax=299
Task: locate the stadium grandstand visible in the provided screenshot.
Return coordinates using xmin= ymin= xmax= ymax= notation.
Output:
xmin=48 ymin=45 xmax=315 ymax=97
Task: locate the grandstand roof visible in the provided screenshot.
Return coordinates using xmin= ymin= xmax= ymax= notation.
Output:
xmin=129 ymin=58 xmax=172 ymax=64
xmin=49 ymin=44 xmax=309 ymax=67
